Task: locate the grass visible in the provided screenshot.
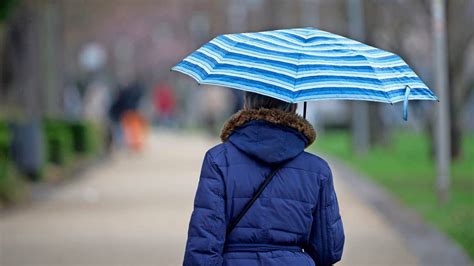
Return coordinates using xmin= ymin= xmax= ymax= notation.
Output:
xmin=311 ymin=130 xmax=474 ymax=259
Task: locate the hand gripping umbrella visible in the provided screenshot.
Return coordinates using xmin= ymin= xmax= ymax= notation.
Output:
xmin=172 ymin=28 xmax=437 ymax=120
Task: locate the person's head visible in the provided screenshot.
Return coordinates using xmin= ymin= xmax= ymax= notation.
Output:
xmin=244 ymin=91 xmax=297 ymax=113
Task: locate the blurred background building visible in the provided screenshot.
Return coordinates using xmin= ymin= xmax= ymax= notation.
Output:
xmin=0 ymin=0 xmax=473 ymax=264
xmin=1 ymin=0 xmax=473 ymax=135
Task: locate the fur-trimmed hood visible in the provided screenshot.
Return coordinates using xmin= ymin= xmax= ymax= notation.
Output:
xmin=220 ymin=108 xmax=316 ymax=164
xmin=221 ymin=108 xmax=316 ymax=146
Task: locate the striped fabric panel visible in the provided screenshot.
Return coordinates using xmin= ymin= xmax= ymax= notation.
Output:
xmin=179 ymin=58 xmax=427 ymax=93
xmin=172 ymin=28 xmax=437 ymax=103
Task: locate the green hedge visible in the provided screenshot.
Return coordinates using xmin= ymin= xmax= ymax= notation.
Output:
xmin=0 ymin=118 xmax=105 ymax=204
xmin=44 ymin=119 xmax=104 ymax=166
xmin=0 ymin=121 xmax=11 ymax=180
xmin=69 ymin=121 xmax=101 ymax=156
xmin=0 ymin=165 xmax=27 ymax=203
xmin=0 ymin=120 xmax=27 ymax=203
xmin=44 ymin=119 xmax=75 ymax=166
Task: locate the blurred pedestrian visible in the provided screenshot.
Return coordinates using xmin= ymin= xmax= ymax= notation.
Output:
xmin=109 ymin=81 xmax=146 ymax=151
xmin=184 ymin=92 xmax=345 ymax=265
xmin=83 ymin=81 xmax=111 ymax=124
xmin=62 ymin=83 xmax=83 ymax=121
xmin=152 ymin=83 xmax=176 ymax=127
xmin=121 ymin=110 xmax=147 ymax=152
xmin=199 ymin=86 xmax=232 ymax=136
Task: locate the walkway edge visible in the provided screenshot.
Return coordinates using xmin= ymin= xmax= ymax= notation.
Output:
xmin=328 ymin=157 xmax=472 ymax=266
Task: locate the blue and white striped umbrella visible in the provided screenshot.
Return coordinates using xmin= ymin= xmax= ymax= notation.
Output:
xmin=172 ymin=28 xmax=437 ymax=120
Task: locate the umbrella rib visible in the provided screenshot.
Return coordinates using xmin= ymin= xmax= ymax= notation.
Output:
xmin=294 ymin=50 xmax=303 ymax=100
xmin=201 ymin=34 xmax=246 ymax=82
xmin=341 ymin=45 xmax=392 ymax=103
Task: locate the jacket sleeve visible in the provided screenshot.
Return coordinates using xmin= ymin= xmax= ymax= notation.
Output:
xmin=183 ymin=151 xmax=227 ymax=266
xmin=305 ymin=166 xmax=345 ymax=265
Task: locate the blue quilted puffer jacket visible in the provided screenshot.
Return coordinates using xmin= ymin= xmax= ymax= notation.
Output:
xmin=184 ymin=108 xmax=344 ymax=266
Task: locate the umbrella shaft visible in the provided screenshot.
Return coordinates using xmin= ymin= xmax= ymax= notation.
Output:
xmin=303 ymin=102 xmax=307 ymax=119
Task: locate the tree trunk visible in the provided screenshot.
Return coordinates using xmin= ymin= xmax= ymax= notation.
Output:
xmin=368 ymin=103 xmax=390 ymax=146
xmin=0 ymin=23 xmax=5 ymax=102
xmin=449 ymin=78 xmax=463 ymax=160
xmin=445 ymin=0 xmax=474 ymax=160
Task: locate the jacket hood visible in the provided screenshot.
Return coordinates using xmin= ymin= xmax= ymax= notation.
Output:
xmin=220 ymin=108 xmax=316 ymax=164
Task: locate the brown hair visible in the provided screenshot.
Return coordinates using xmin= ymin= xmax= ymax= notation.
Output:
xmin=244 ymin=91 xmax=296 ymax=112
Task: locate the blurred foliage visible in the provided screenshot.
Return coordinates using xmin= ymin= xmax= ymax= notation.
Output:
xmin=44 ymin=119 xmax=75 ymax=166
xmin=69 ymin=121 xmax=102 ymax=156
xmin=0 ymin=118 xmax=106 ymax=205
xmin=0 ymin=163 xmax=28 ymax=204
xmin=0 ymin=119 xmax=28 ymax=204
xmin=43 ymin=119 xmax=104 ymax=170
xmin=312 ymin=131 xmax=474 ymax=259
xmin=0 ymin=0 xmax=17 ymax=22
xmin=0 ymin=120 xmax=11 ymax=180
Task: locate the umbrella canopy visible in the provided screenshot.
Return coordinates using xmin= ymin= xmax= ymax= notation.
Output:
xmin=172 ymin=27 xmax=437 ymax=119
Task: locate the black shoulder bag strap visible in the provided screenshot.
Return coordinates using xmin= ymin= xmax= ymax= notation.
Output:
xmin=226 ymin=163 xmax=285 ymax=236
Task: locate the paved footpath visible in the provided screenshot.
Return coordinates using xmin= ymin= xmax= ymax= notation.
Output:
xmin=1 ymin=131 xmax=420 ymax=266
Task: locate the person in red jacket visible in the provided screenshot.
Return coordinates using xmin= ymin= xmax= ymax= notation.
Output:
xmin=153 ymin=83 xmax=176 ymax=127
